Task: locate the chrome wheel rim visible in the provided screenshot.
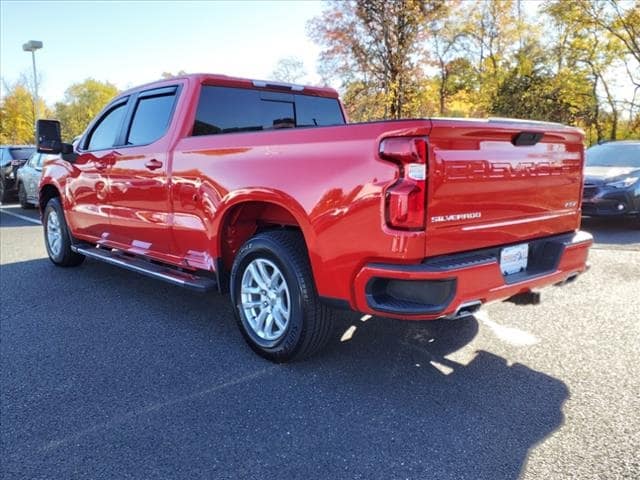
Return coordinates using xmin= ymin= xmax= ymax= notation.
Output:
xmin=240 ymin=258 xmax=291 ymax=342
xmin=46 ymin=210 xmax=62 ymax=257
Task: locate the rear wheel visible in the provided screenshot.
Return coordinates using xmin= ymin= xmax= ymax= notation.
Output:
xmin=18 ymin=183 xmax=33 ymax=209
xmin=43 ymin=197 xmax=85 ymax=267
xmin=230 ymin=230 xmax=334 ymax=362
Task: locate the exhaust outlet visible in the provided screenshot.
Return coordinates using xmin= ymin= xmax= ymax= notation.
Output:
xmin=554 ymin=273 xmax=578 ymax=287
xmin=449 ymin=300 xmax=482 ymax=319
xmin=505 ymin=290 xmax=541 ymax=306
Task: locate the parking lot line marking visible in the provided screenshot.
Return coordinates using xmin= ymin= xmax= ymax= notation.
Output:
xmin=476 ymin=310 xmax=540 ymax=346
xmin=41 ymin=366 xmax=277 ymax=452
xmin=0 ymin=208 xmax=41 ymax=225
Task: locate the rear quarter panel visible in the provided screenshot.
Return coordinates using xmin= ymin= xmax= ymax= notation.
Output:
xmin=171 ymin=120 xmax=432 ymax=300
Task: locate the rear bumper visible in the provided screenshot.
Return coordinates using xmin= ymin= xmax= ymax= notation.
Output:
xmin=352 ymin=231 xmax=593 ymax=320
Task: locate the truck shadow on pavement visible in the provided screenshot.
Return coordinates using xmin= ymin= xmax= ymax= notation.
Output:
xmin=1 ymin=258 xmax=568 ymax=480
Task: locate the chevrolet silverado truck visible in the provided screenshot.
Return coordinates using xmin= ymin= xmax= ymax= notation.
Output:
xmin=36 ymin=73 xmax=592 ymax=361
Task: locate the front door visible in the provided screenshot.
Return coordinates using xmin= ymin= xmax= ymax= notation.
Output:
xmin=67 ymin=99 xmax=129 ymax=242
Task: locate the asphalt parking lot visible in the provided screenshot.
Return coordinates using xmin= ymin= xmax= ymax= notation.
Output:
xmin=1 ymin=204 xmax=639 ymax=479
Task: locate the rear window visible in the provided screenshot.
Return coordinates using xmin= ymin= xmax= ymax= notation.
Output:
xmin=9 ymin=148 xmax=35 ymax=161
xmin=193 ymin=86 xmax=344 ymax=136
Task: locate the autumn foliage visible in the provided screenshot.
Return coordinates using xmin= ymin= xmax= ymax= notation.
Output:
xmin=309 ymin=0 xmax=640 ymax=142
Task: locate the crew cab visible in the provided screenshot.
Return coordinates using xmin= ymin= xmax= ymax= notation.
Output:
xmin=36 ymin=73 xmax=592 ymax=361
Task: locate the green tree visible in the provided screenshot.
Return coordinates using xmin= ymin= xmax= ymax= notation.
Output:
xmin=53 ymin=79 xmax=119 ymax=141
xmin=543 ymin=0 xmax=632 ymax=141
xmin=455 ymin=0 xmax=523 ymax=114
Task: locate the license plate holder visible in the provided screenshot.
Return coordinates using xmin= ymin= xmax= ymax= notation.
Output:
xmin=500 ymin=243 xmax=529 ymax=276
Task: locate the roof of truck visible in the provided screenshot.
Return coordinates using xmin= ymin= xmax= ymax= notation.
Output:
xmin=120 ymin=73 xmax=340 ymax=99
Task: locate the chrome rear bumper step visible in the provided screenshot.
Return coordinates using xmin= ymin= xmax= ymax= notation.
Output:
xmin=71 ymin=245 xmax=217 ymax=292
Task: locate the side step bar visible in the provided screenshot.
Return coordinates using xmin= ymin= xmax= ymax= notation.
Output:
xmin=71 ymin=245 xmax=217 ymax=292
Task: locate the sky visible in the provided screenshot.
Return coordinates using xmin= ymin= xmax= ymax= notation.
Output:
xmin=1 ymin=0 xmax=325 ymax=104
xmin=1 ymin=0 xmax=635 ymax=108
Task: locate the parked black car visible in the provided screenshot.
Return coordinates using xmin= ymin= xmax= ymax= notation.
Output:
xmin=0 ymin=145 xmax=36 ymax=203
xmin=582 ymin=141 xmax=640 ymax=219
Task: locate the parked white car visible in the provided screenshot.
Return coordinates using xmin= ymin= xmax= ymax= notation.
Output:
xmin=16 ymin=152 xmax=58 ymax=209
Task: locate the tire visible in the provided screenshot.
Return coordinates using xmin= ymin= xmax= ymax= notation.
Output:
xmin=18 ymin=183 xmax=33 ymax=209
xmin=230 ymin=230 xmax=335 ymax=362
xmin=43 ymin=197 xmax=85 ymax=267
xmin=0 ymin=178 xmax=10 ymax=203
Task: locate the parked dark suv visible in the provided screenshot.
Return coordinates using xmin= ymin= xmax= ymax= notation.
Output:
xmin=582 ymin=141 xmax=640 ymax=219
xmin=0 ymin=145 xmax=36 ymax=202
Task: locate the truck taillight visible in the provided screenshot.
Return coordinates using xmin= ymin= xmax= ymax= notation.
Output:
xmin=379 ymin=137 xmax=427 ymax=230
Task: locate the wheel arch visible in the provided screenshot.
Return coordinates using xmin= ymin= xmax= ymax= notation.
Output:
xmin=214 ymin=192 xmax=318 ymax=292
xmin=39 ymin=183 xmax=62 ymax=214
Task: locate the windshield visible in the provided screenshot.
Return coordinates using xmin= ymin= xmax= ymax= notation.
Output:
xmin=586 ymin=143 xmax=640 ymax=168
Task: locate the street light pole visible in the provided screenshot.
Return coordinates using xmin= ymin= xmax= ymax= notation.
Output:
xmin=22 ymin=40 xmax=43 ymax=126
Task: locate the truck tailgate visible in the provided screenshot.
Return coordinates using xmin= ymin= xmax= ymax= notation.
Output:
xmin=425 ymin=119 xmax=584 ymax=257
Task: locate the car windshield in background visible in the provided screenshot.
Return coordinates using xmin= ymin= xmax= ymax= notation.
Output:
xmin=586 ymin=143 xmax=640 ymax=167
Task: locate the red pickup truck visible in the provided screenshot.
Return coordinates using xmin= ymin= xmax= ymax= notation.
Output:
xmin=36 ymin=73 xmax=592 ymax=361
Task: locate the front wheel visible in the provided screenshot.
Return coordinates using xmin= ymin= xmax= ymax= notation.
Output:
xmin=230 ymin=230 xmax=335 ymax=362
xmin=18 ymin=183 xmax=33 ymax=209
xmin=43 ymin=197 xmax=85 ymax=267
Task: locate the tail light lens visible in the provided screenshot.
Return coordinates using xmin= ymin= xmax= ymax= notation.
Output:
xmin=379 ymin=137 xmax=427 ymax=230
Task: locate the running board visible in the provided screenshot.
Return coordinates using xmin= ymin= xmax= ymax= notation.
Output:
xmin=71 ymin=245 xmax=217 ymax=292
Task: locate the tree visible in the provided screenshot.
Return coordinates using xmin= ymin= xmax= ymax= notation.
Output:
xmin=453 ymin=0 xmax=523 ymax=114
xmin=309 ymin=0 xmax=445 ymax=118
xmin=270 ymin=57 xmax=307 ymax=83
xmin=423 ymin=0 xmax=465 ymax=114
xmin=569 ymin=0 xmax=640 ymax=126
xmin=0 ymin=78 xmax=48 ymax=144
xmin=160 ymin=70 xmax=187 ymax=79
xmin=53 ymin=79 xmax=119 ymax=141
xmin=543 ymin=0 xmax=631 ymax=141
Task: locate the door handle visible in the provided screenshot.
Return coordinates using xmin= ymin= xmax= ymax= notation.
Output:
xmin=145 ymin=159 xmax=163 ymax=171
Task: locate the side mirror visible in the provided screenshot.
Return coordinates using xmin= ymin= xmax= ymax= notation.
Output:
xmin=36 ymin=119 xmax=62 ymax=154
xmin=37 ymin=119 xmax=77 ymax=162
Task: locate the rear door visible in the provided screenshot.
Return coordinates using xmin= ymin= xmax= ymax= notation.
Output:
xmin=425 ymin=119 xmax=584 ymax=257
xmin=104 ymin=86 xmax=179 ymax=261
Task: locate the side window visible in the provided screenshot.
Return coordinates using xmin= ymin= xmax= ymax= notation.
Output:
xmin=127 ymin=91 xmax=177 ymax=146
xmin=192 ymin=85 xmax=345 ymax=136
xmin=37 ymin=154 xmax=46 ymax=168
xmin=87 ymin=102 xmax=127 ymax=151
xmin=193 ymin=86 xmax=294 ymax=135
